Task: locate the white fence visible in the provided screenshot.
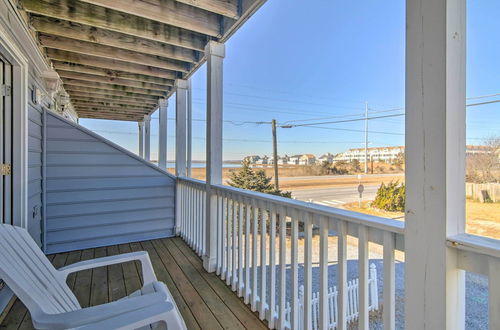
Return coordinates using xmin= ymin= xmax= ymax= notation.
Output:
xmin=177 ymin=177 xmax=403 ymax=330
xmin=278 ymin=263 xmax=379 ymax=330
xmin=465 ymin=182 xmax=500 ymax=202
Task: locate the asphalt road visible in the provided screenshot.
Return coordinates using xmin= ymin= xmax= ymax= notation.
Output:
xmin=291 ymin=185 xmax=379 ymax=206
xmin=280 ymin=173 xmax=403 ymax=181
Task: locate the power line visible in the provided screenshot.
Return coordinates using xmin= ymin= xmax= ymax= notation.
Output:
xmin=91 ymin=129 xmax=362 ymax=144
xmin=280 ymin=113 xmax=405 ymax=128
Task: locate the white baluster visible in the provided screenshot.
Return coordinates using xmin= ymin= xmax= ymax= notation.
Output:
xmin=244 ymin=200 xmax=251 ymax=304
xmin=216 ymin=193 xmax=223 ymax=275
xmin=319 ymin=216 xmax=329 ymax=330
xmin=232 ymin=198 xmax=238 ymax=291
xmin=251 ymin=203 xmax=259 ymax=311
xmin=489 ymin=258 xmax=500 ymax=330
xmin=269 ymin=208 xmax=277 ymax=328
xmin=225 ymin=196 xmax=232 ymax=284
xmin=278 ymin=206 xmax=287 ymax=330
xmin=291 ymin=209 xmax=299 ymax=330
xmin=358 ymin=225 xmax=369 ymax=330
xmin=303 ymin=212 xmax=313 ymax=330
xmin=337 ymin=221 xmax=347 ymax=330
xmin=259 ymin=203 xmax=268 ymax=320
xmin=383 ymin=231 xmax=395 ymax=330
xmin=238 ymin=197 xmax=244 ymax=296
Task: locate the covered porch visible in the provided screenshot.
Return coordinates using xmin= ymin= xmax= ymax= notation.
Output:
xmin=0 ymin=0 xmax=499 ymax=329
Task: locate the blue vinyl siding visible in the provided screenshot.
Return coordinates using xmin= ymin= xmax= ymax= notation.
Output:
xmin=44 ymin=112 xmax=176 ymax=253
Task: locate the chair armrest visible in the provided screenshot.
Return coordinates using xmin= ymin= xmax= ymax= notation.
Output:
xmin=33 ymin=289 xmax=168 ymax=329
xmin=78 ymin=302 xmax=175 ymax=330
xmin=58 ymin=251 xmax=156 ymax=284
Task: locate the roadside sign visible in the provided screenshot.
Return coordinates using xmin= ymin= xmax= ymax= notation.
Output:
xmin=358 ymin=184 xmax=364 ymax=208
xmin=358 ymin=184 xmax=364 ymax=194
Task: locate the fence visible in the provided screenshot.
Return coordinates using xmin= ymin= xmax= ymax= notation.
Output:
xmin=466 ymin=182 xmax=500 ymax=202
xmin=278 ymin=263 xmax=379 ymax=329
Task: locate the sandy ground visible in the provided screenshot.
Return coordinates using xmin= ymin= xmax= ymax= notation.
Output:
xmin=343 ymin=200 xmax=500 ymax=240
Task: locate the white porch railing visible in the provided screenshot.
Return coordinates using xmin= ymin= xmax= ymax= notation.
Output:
xmin=176 ymin=177 xmax=206 ymax=257
xmin=177 ymin=176 xmax=404 ymax=329
xmin=447 ymin=234 xmax=500 ymax=329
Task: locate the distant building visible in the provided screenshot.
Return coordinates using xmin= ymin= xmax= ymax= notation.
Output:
xmin=317 ymin=153 xmax=334 ymax=164
xmin=255 ymin=155 xmax=269 ymax=165
xmin=288 ymin=155 xmax=301 ymax=165
xmin=299 ymin=154 xmax=316 ymax=165
xmin=334 ymin=146 xmax=404 ymax=163
xmin=244 ymin=155 xmax=260 ymax=163
xmin=334 ymin=145 xmax=492 ymax=163
xmin=278 ymin=155 xmax=290 ymax=165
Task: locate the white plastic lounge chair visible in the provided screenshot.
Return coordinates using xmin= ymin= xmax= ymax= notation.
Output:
xmin=0 ymin=224 xmax=187 ymax=330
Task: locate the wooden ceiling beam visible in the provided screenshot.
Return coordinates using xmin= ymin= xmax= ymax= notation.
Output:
xmin=62 ymin=78 xmax=167 ymax=97
xmin=67 ymin=92 xmax=159 ymax=106
xmin=64 ymin=85 xmax=160 ymax=101
xmin=58 ymin=70 xmax=168 ymax=92
xmin=52 ymin=61 xmax=173 ymax=86
xmin=77 ymin=112 xmax=142 ymax=122
xmin=79 ymin=0 xmax=222 ymax=37
xmin=40 ymin=34 xmax=189 ymax=73
xmin=71 ymin=99 xmax=155 ymax=108
xmin=31 ymin=16 xmax=199 ymax=63
xmin=46 ymin=49 xmax=179 ymax=80
xmin=22 ymin=0 xmax=208 ymax=51
xmin=71 ymin=100 xmax=156 ymax=112
xmin=175 ymin=0 xmax=239 ymax=19
xmin=73 ymin=104 xmax=151 ymax=114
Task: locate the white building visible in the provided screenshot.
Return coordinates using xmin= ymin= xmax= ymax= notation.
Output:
xmin=334 ymin=146 xmax=404 ymax=163
xmin=317 ymin=152 xmax=335 ymax=164
xmin=299 ymin=154 xmax=316 ymax=165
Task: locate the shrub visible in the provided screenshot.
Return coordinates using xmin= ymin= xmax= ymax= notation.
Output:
xmin=228 ymin=160 xmax=291 ymax=198
xmin=372 ymin=181 xmax=405 ymax=212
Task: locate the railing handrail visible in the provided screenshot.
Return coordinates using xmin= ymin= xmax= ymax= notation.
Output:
xmin=211 ymin=183 xmax=404 ymax=235
xmin=447 ymin=233 xmax=500 ymax=259
xmin=177 ymin=176 xmax=207 ymax=186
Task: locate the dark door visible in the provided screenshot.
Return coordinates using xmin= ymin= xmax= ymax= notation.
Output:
xmin=0 ymin=54 xmax=13 ymax=225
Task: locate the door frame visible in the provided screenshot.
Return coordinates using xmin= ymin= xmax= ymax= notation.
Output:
xmin=0 ymin=22 xmax=29 ymax=229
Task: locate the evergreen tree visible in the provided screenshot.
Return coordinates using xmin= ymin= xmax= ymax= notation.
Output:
xmin=228 ymin=161 xmax=291 ymax=198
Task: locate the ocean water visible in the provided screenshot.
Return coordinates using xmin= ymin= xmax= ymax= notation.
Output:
xmin=164 ymin=162 xmax=241 ymax=169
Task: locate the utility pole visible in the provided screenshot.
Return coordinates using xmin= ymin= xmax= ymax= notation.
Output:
xmin=272 ymin=119 xmax=279 ymax=190
xmin=364 ymin=101 xmax=368 ymax=174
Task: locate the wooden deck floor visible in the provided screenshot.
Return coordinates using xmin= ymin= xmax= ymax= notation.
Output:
xmin=0 ymin=237 xmax=268 ymax=330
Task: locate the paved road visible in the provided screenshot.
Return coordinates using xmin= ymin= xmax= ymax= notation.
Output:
xmin=291 ymin=185 xmax=379 ymax=206
xmin=280 ymin=173 xmax=403 ymax=181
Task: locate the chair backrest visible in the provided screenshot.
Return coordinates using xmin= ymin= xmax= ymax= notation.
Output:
xmin=0 ymin=224 xmax=80 ymax=317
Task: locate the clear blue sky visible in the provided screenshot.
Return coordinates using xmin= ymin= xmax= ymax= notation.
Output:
xmin=80 ymin=0 xmax=499 ymax=162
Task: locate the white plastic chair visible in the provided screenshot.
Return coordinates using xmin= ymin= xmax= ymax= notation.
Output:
xmin=0 ymin=224 xmax=187 ymax=330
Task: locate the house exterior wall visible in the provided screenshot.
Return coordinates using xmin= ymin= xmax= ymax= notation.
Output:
xmin=26 ymin=72 xmax=49 ymax=248
xmin=44 ymin=112 xmax=176 ymax=253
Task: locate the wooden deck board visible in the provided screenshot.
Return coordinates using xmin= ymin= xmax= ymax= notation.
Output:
xmin=0 ymin=238 xmax=267 ymax=330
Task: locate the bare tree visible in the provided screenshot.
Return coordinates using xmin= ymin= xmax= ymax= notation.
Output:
xmin=466 ymin=136 xmax=500 ymax=183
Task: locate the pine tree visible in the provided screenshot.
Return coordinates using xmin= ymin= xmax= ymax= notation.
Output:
xmin=228 ymin=161 xmax=291 ymax=198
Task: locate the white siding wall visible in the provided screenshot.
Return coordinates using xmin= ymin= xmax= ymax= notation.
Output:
xmin=26 ymin=73 xmax=47 ymax=247
xmin=44 ymin=112 xmax=176 ymax=253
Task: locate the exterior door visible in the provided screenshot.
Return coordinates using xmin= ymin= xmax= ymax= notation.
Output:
xmin=0 ymin=54 xmax=13 ymax=295
xmin=0 ymin=54 xmax=13 ymax=225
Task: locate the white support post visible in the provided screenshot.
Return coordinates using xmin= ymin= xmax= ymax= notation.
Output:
xmin=405 ymin=0 xmax=466 ymax=329
xmin=144 ymin=114 xmax=151 ymax=161
xmin=176 ymin=79 xmax=188 ymax=177
xmin=187 ymin=78 xmax=193 ymax=177
xmin=158 ymin=98 xmax=168 ymax=169
xmin=138 ymin=121 xmax=144 ymax=158
xmin=203 ymin=41 xmax=225 ymax=273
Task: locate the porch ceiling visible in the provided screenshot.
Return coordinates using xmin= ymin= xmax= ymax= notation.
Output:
xmin=17 ymin=0 xmax=266 ymax=121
